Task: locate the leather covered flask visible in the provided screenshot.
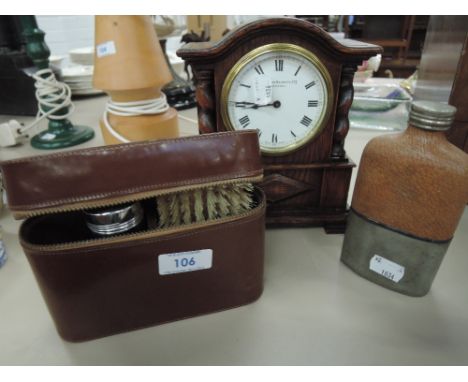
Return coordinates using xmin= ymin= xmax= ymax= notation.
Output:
xmin=1 ymin=131 xmax=265 ymax=342
xmin=341 ymin=101 xmax=468 ymax=296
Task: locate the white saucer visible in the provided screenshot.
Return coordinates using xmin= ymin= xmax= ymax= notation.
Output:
xmin=72 ymin=88 xmax=104 ymax=96
xmin=61 ymin=65 xmax=94 ymax=79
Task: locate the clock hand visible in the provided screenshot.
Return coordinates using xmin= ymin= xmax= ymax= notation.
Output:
xmin=255 ymin=101 xmax=281 ymax=109
xmin=234 ymin=101 xmax=281 ymax=109
xmin=234 ymin=101 xmax=257 ymax=107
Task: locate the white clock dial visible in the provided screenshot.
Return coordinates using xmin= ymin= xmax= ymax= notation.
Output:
xmin=222 ymin=44 xmax=332 ymax=155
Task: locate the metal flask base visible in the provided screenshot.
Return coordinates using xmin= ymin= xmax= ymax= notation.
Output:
xmin=340 ymin=209 xmax=451 ymax=297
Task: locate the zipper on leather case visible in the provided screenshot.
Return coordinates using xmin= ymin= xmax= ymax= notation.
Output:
xmin=13 ymin=174 xmax=263 ymax=219
xmin=20 ymin=176 xmax=265 ymax=252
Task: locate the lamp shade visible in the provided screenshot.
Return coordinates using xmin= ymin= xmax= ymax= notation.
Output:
xmin=92 ymin=15 xmax=179 ymax=145
xmin=93 ymin=15 xmax=172 ymax=98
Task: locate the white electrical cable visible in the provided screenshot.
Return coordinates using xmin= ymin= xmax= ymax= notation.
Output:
xmin=18 ymin=68 xmax=74 ymax=135
xmin=103 ymin=94 xmax=170 ymax=143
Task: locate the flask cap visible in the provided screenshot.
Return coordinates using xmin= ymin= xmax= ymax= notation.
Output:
xmin=409 ymin=100 xmax=456 ymax=131
xmin=84 ymin=202 xmax=144 ymax=236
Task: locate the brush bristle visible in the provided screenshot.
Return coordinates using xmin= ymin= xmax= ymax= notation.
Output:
xmin=169 ymin=193 xmax=181 ymax=226
xmin=180 ymin=191 xmax=191 ymax=225
xmin=157 ymin=195 xmax=170 ymax=227
xmin=156 ymin=182 xmax=254 ymax=228
xmin=206 ymin=187 xmax=217 ymax=220
xmin=193 ymin=189 xmax=204 ymax=222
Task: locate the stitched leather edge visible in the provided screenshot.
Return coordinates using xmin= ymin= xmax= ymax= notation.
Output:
xmin=1 ymin=131 xmax=254 ymax=165
xmin=9 ymin=170 xmax=263 ymax=209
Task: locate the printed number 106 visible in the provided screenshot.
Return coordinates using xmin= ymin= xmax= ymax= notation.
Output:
xmin=175 ymin=257 xmax=196 ymax=268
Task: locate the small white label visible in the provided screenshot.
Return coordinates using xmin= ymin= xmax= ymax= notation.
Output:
xmin=96 ymin=41 xmax=116 ymax=58
xmin=370 ymin=255 xmax=405 ymax=283
xmin=41 ymin=133 xmax=56 ymax=141
xmin=158 ymin=249 xmax=212 ymax=276
xmin=254 ymin=76 xmax=273 ymax=105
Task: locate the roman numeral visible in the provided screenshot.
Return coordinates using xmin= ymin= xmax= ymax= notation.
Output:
xmin=305 ymin=81 xmax=316 ymax=90
xmin=275 ymin=59 xmax=284 ymax=71
xmin=308 ymin=100 xmax=319 ymax=107
xmin=272 ymin=133 xmax=278 ymax=143
xmin=294 ymin=65 xmax=302 ymax=76
xmin=240 ymin=83 xmax=251 ymax=88
xmin=290 ymin=131 xmax=296 ymax=138
xmin=239 ymin=115 xmax=250 ymax=128
xmin=300 ymin=115 xmax=312 ymax=127
xmin=257 ymin=130 xmax=262 ymax=137
xmin=254 ymin=65 xmax=264 ymax=75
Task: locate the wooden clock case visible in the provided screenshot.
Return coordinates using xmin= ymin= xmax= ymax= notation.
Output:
xmin=178 ymin=18 xmax=382 ymax=233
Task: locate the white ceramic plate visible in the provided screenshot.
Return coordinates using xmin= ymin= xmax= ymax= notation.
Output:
xmin=67 ymin=82 xmax=94 ymax=90
xmin=61 ymin=65 xmax=94 ymax=79
xmin=72 ymin=88 xmax=104 ymax=96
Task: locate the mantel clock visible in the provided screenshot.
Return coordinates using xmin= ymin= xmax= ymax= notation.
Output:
xmin=178 ymin=18 xmax=382 ymax=233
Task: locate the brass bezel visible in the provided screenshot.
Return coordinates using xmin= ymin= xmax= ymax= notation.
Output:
xmin=220 ymin=43 xmax=334 ymax=156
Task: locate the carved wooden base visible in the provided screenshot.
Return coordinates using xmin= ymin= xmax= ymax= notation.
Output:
xmin=261 ymin=159 xmax=355 ymax=234
xmin=266 ymin=208 xmax=349 ymax=233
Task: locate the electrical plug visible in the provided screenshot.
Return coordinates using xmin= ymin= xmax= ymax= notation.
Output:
xmin=0 ymin=120 xmax=24 ymax=147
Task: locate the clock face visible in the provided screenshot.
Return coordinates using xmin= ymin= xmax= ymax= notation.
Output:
xmin=221 ymin=43 xmax=333 ymax=155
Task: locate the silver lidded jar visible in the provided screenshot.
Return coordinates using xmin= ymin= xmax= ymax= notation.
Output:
xmin=84 ymin=202 xmax=145 ymax=236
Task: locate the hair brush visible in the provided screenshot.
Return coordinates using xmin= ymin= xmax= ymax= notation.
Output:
xmin=156 ymin=182 xmax=254 ymax=228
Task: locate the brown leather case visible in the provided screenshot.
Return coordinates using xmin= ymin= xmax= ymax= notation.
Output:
xmin=1 ymin=131 xmax=265 ymax=342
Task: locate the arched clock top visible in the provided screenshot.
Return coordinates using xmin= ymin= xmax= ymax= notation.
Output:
xmin=177 ymin=17 xmax=382 ymax=64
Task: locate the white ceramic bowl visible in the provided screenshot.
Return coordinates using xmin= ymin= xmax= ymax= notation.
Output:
xmin=69 ymin=47 xmax=95 ymax=66
xmin=49 ymin=55 xmax=66 ymax=68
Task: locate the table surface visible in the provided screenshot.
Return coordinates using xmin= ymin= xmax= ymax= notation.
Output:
xmin=0 ymin=95 xmax=467 ymax=366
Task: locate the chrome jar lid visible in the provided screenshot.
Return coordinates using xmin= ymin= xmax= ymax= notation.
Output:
xmin=409 ymin=100 xmax=457 ymax=131
xmin=84 ymin=202 xmax=144 ymax=236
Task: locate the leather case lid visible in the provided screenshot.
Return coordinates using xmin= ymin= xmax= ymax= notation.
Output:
xmin=1 ymin=131 xmax=262 ymax=218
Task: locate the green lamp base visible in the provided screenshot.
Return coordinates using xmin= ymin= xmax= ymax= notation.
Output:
xmin=31 ymin=125 xmax=95 ymax=150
